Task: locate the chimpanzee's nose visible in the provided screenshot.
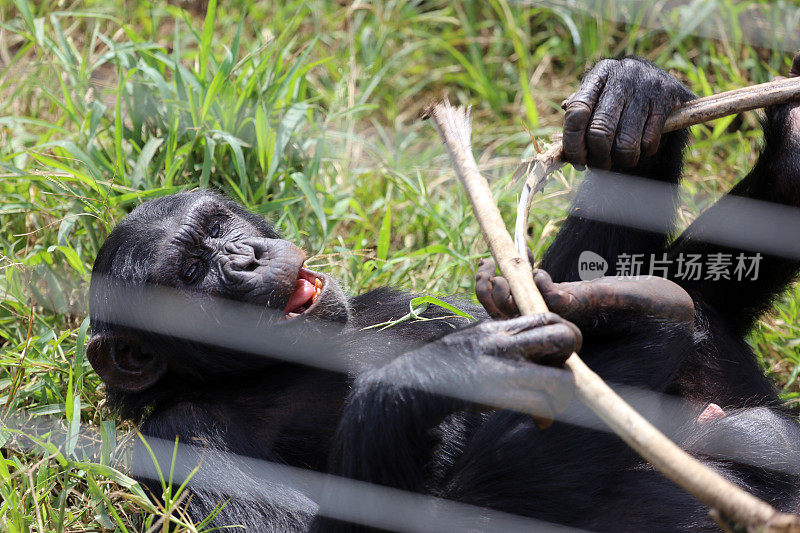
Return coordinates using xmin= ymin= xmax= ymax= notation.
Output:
xmin=219 ymin=237 xmax=307 ymax=309
xmin=222 ymin=238 xmax=305 ymax=272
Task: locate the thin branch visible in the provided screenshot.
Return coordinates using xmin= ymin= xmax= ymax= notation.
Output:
xmin=666 ymin=76 xmax=800 ymax=131
xmin=426 ymin=100 xmax=800 ymax=532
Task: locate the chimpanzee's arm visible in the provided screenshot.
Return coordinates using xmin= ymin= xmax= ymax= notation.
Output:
xmin=542 ymin=57 xmax=696 ymax=282
xmin=311 ymin=315 xmax=577 ymax=532
xmin=666 ymin=52 xmax=800 ymax=334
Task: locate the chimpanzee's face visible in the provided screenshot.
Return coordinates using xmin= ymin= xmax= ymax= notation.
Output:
xmin=141 ymin=193 xmax=349 ymax=325
xmin=86 ymin=191 xmax=351 ymax=393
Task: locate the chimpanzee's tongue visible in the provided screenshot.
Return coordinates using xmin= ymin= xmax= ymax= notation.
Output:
xmin=285 ymin=278 xmax=315 ymax=314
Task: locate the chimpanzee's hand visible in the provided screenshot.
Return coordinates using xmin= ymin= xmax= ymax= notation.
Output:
xmin=441 ymin=313 xmax=581 ymax=368
xmin=562 ymin=57 xmax=695 ymax=170
xmin=476 ymin=258 xmax=694 ymax=331
xmin=435 ymin=314 xmax=579 ymax=428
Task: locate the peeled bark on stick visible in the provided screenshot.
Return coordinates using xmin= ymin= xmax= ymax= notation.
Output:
xmin=426 ymin=100 xmax=800 ymax=532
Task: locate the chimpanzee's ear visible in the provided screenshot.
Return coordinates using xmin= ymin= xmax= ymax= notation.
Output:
xmin=86 ymin=333 xmax=166 ymax=392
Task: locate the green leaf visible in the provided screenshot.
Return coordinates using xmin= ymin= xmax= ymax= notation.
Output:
xmin=131 ymin=137 xmax=164 ymax=188
xmin=57 ymin=216 xmax=77 ymax=247
xmin=255 ymin=104 xmax=269 ymax=173
xmin=39 ymin=140 xmax=104 ymax=181
xmin=230 ymin=17 xmax=244 ymax=63
xmin=210 ymin=130 xmax=249 ymax=192
xmin=100 ymin=420 xmax=116 ymax=466
xmin=50 ymin=245 xmax=86 ymax=275
xmin=78 ymin=462 xmax=142 ymax=490
xmin=136 ymin=60 xmax=173 ymax=102
xmin=200 ymin=65 xmax=226 ymax=123
xmin=65 ymin=368 xmax=74 ymax=423
xmin=711 ymin=114 xmax=737 ymax=140
xmin=75 ymin=315 xmax=90 ymax=383
xmin=409 ymin=296 xmax=475 ymax=320
xmin=13 ymin=0 xmax=34 ymax=35
xmin=377 ymin=206 xmax=391 ymax=261
xmin=66 ymin=394 xmax=80 ymax=456
xmin=266 ymin=102 xmax=311 ymax=185
xmin=198 ymin=0 xmax=218 ymax=81
xmin=115 ymin=67 xmax=140 ymax=184
xmin=289 ymin=171 xmax=327 ymax=236
xmin=200 ymin=136 xmax=216 ymax=188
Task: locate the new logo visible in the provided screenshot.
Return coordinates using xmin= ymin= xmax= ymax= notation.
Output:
xmin=578 ymin=251 xmax=608 ymax=281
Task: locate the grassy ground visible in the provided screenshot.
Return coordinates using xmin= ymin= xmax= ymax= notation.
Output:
xmin=1 ymin=0 xmax=799 ymax=530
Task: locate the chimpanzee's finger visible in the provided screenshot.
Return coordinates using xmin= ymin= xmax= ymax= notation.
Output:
xmin=477 ymin=258 xmax=497 ymax=280
xmin=523 ymin=323 xmax=580 ymax=366
xmin=532 ymin=269 xmax=572 ymax=316
xmin=563 ymin=60 xmax=614 ymax=166
xmin=476 ymin=260 xmax=505 ymax=319
xmin=509 ymin=306 xmax=583 ymax=357
xmin=791 ymin=50 xmax=800 ymax=77
xmin=640 ymin=97 xmax=675 ymax=158
xmin=492 ymin=313 xmax=582 ymax=366
xmin=532 ymin=269 xmax=557 ymax=302
xmin=586 ymin=80 xmax=626 ymax=170
xmin=532 ymin=269 xmax=554 ymax=289
xmin=612 ymin=96 xmax=648 ymax=168
xmin=491 ymin=275 xmax=519 ymax=318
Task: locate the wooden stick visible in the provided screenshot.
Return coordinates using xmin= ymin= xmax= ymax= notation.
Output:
xmin=666 ymin=76 xmax=800 ymax=131
xmin=426 ymin=100 xmax=800 ymax=532
xmin=517 ymin=75 xmax=800 ymax=206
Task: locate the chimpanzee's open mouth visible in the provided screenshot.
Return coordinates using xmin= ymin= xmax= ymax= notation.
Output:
xmin=281 ymin=266 xmax=325 ymax=320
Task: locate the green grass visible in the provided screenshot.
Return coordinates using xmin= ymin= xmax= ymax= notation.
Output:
xmin=1 ymin=0 xmax=799 ymax=529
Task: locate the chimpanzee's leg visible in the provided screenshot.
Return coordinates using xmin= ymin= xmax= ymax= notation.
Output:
xmin=477 ymin=260 xmax=696 ymax=393
xmin=586 ymin=406 xmax=800 ymax=529
xmin=656 ymin=54 xmax=800 ymax=406
xmin=435 ymin=397 xmax=800 ymax=530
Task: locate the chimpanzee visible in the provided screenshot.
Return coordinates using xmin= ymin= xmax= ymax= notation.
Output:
xmin=312 ymin=54 xmax=800 ymax=531
xmin=89 ymin=54 xmax=800 ymax=531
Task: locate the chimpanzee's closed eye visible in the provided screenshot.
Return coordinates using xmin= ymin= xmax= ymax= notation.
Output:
xmin=182 ymin=260 xmax=204 ymax=285
xmin=208 ymin=220 xmax=222 ymax=238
